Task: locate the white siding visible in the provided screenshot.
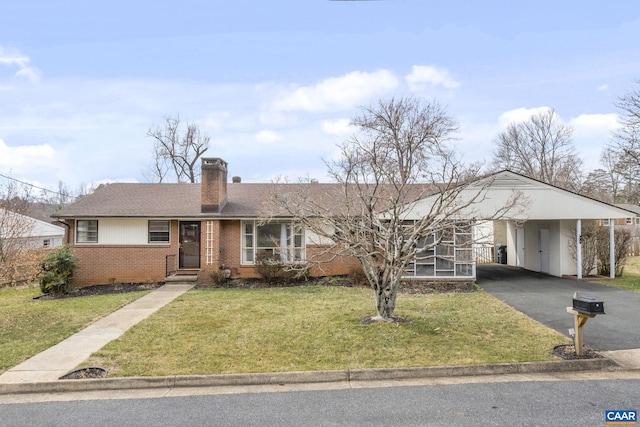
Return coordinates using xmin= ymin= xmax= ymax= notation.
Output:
xmin=406 ymin=171 xmax=637 ymax=221
xmin=97 ymin=219 xmax=151 ymax=244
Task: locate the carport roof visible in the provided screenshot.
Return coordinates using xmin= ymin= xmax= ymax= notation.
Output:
xmin=408 ymin=171 xmax=638 ymax=221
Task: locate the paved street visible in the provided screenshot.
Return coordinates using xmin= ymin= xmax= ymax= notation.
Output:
xmin=2 ymin=378 xmax=639 ymax=426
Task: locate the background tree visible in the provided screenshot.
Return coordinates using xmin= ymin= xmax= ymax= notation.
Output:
xmin=146 ymin=114 xmax=210 ymax=183
xmin=490 ymin=108 xmax=583 ymax=191
xmin=609 ymin=80 xmax=640 ymax=203
xmin=0 ymin=181 xmax=39 ymax=285
xmin=580 ymin=150 xmax=626 ymax=203
xmin=269 ymin=97 xmax=520 ymax=322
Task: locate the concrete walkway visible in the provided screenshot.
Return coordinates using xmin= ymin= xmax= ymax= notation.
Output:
xmin=0 ymin=283 xmax=195 ymax=384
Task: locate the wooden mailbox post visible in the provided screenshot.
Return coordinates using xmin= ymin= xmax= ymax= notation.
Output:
xmin=566 ymin=292 xmax=605 ymax=356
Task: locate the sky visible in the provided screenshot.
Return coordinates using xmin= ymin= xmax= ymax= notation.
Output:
xmin=1 ymin=0 xmax=640 ymax=195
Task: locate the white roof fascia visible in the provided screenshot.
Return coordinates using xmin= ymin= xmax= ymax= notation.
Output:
xmin=402 ymin=171 xmax=637 ymax=221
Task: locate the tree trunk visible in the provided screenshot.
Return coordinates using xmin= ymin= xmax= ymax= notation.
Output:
xmin=374 ymin=285 xmax=397 ymax=319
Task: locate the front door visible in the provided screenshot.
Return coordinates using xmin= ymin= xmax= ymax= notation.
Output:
xmin=179 ymin=221 xmax=201 ymax=269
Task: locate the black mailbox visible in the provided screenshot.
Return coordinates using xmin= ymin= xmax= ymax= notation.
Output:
xmin=572 ymin=295 xmax=605 ymax=314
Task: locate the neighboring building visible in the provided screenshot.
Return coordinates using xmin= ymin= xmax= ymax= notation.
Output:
xmin=52 ymin=158 xmax=637 ymax=287
xmin=0 ymin=208 xmax=64 ymax=250
xmin=602 ymin=204 xmax=640 ymax=255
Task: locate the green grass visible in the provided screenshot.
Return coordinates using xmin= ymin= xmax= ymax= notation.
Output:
xmin=589 ymin=256 xmax=640 ymax=292
xmin=84 ymin=286 xmax=568 ymax=377
xmin=0 ymin=286 xmax=152 ymax=374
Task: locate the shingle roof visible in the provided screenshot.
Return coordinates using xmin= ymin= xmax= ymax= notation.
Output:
xmin=52 ymin=182 xmax=347 ymax=219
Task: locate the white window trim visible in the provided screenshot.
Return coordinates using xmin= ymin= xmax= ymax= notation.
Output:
xmin=148 ymin=220 xmax=171 ymax=244
xmin=241 ymin=220 xmax=305 ymax=265
xmin=76 ymin=219 xmax=98 ymax=244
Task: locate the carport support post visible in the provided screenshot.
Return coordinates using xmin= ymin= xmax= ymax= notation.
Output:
xmin=610 ymin=219 xmax=615 ymax=279
xmin=576 ymin=219 xmax=582 ymax=280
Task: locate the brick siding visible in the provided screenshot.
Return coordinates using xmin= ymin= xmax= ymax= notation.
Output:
xmin=66 ymin=218 xmax=361 ymax=287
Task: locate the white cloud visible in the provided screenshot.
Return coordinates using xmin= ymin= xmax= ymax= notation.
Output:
xmin=271 ymin=69 xmax=399 ymax=112
xmin=570 ymin=113 xmax=620 ymax=136
xmin=497 ymin=106 xmax=553 ymax=127
xmin=405 ymin=65 xmax=460 ymax=91
xmin=0 ymin=138 xmax=56 ymax=173
xmin=0 ymin=46 xmax=41 ymax=82
xmin=597 ymin=84 xmax=609 ymax=91
xmin=321 ymin=118 xmax=352 ymax=136
xmin=255 ymin=129 xmax=283 ymax=143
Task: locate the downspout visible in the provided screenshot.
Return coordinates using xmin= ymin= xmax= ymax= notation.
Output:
xmin=54 ymin=220 xmax=71 ymax=245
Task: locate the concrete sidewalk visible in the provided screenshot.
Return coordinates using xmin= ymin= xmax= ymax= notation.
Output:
xmin=0 ymin=283 xmax=195 ymax=384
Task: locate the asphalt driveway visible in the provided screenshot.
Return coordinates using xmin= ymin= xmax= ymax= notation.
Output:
xmin=476 ymin=264 xmax=640 ymax=351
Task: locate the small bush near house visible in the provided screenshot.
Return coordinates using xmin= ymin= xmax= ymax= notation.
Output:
xmin=348 ymin=265 xmax=369 ymax=288
xmin=597 ymin=228 xmax=632 ymax=277
xmin=38 ymin=245 xmax=77 ymax=295
xmin=255 ymin=252 xmax=308 ymax=284
xmin=210 ymin=269 xmax=228 ymax=286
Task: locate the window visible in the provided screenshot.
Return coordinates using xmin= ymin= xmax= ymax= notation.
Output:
xmin=148 ymin=220 xmax=170 ymax=243
xmin=636 ymin=218 xmax=640 ymax=226
xmin=603 ymin=219 xmax=610 ymax=227
xmin=404 ymin=221 xmax=474 ymax=278
xmin=242 ymin=221 xmax=305 ymax=264
xmin=43 ymin=239 xmax=51 ymax=248
xmin=627 ymin=218 xmax=633 ymax=225
xmin=76 ymin=220 xmax=98 ymax=243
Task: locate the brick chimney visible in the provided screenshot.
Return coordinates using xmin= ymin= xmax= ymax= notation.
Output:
xmin=201 ymin=157 xmax=228 ymax=213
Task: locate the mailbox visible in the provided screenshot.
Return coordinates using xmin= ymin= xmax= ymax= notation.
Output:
xmin=572 ymin=295 xmax=605 ymax=315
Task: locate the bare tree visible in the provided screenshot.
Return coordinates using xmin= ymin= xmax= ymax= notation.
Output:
xmin=269 ymin=97 xmax=520 ymax=322
xmin=491 ymin=109 xmax=583 ymax=191
xmin=0 ymin=181 xmax=40 ymax=285
xmin=610 ymin=80 xmax=640 ymax=202
xmin=146 ymin=114 xmax=210 ymax=183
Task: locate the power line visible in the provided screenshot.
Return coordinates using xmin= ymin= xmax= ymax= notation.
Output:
xmin=0 ymin=172 xmax=67 ymax=198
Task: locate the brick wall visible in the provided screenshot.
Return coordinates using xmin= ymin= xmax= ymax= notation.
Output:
xmin=67 ymin=219 xmax=180 ymax=287
xmin=65 ymin=218 xmax=363 ymax=287
xmin=197 ymin=221 xmax=360 ymax=282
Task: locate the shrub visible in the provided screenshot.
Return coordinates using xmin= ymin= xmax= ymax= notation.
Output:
xmin=210 ymin=269 xmax=228 ymax=286
xmin=597 ymin=227 xmax=632 ymax=277
xmin=255 ymin=252 xmax=308 ymax=284
xmin=348 ymin=265 xmax=370 ymax=287
xmin=38 ymin=245 xmax=77 ymax=295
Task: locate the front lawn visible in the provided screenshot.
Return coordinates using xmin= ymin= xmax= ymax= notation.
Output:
xmin=0 ymin=286 xmax=153 ymax=374
xmin=84 ymin=286 xmax=569 ymax=377
xmin=589 ymin=256 xmax=640 ymax=292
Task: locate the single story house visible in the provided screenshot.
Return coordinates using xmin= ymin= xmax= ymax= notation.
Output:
xmin=52 ymin=158 xmax=637 ymax=286
xmin=1 ymin=208 xmax=65 ymax=250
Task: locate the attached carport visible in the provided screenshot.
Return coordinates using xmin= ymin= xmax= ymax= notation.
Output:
xmin=463 ymin=171 xmax=638 ymax=279
xmin=477 ymin=264 xmax=640 ymax=351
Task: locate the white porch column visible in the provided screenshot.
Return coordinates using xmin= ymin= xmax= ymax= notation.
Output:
xmin=576 ymin=219 xmax=582 ymax=280
xmin=610 ymin=219 xmax=615 ymax=279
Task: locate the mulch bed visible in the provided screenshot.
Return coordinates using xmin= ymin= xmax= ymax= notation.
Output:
xmin=34 ymin=276 xmax=477 ymax=299
xmin=198 ymin=276 xmax=477 ymax=295
xmin=59 ymin=367 xmax=108 ymax=380
xmin=35 ymin=282 xmax=163 ymax=300
xmin=553 ymin=344 xmax=604 ymax=360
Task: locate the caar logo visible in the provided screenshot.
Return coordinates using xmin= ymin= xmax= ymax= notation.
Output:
xmin=606 ymin=410 xmax=637 ymax=425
